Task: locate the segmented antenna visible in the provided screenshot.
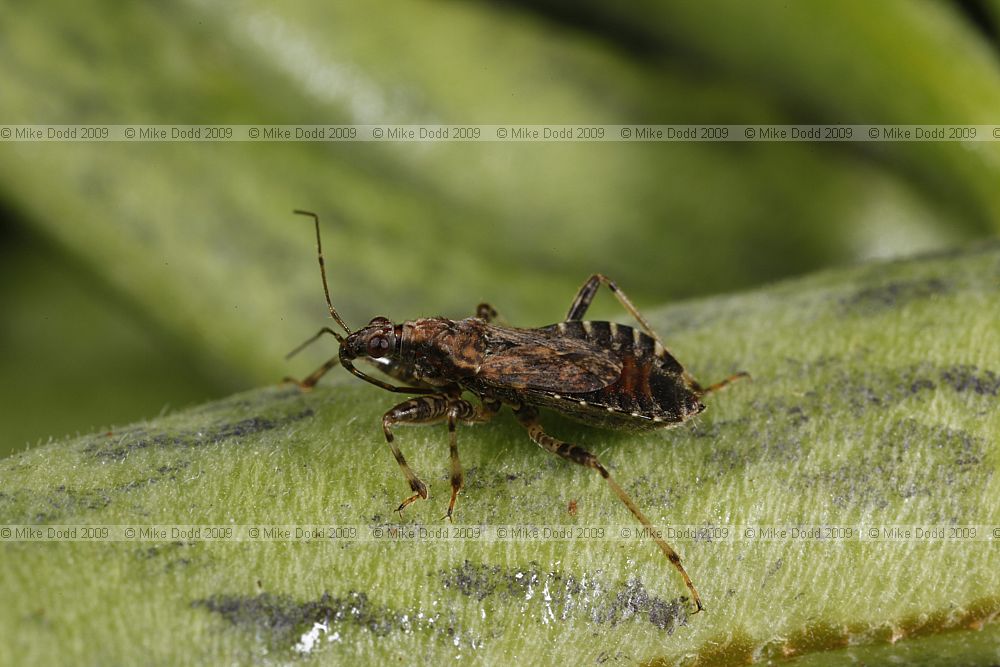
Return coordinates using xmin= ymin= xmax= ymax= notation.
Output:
xmin=293 ymin=210 xmax=352 ymax=335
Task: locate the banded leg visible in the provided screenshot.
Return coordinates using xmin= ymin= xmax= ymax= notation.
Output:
xmin=565 ymin=274 xmax=661 ymax=337
xmin=382 ymin=394 xmax=498 ymax=518
xmin=445 ymin=398 xmax=500 ymax=519
xmin=513 ymin=404 xmax=704 ymax=613
xmin=566 ymin=273 xmax=748 ymax=397
xmin=446 ymin=408 xmax=461 ymax=520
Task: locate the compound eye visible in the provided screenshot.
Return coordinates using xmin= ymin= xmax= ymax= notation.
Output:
xmin=366 ymin=334 xmax=391 ymax=358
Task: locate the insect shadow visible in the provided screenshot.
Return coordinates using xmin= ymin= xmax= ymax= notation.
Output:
xmin=283 ymin=210 xmax=748 ymax=613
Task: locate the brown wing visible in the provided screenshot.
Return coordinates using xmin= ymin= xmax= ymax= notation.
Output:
xmin=477 ymin=328 xmax=622 ymax=392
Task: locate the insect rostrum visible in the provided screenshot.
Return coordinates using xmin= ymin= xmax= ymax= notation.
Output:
xmin=284 ymin=210 xmax=747 ymax=614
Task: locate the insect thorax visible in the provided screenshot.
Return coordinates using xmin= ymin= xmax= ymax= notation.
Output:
xmin=391 ymin=318 xmax=488 ymax=387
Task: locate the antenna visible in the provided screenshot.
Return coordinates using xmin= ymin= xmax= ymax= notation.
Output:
xmin=293 ymin=210 xmax=352 ymax=335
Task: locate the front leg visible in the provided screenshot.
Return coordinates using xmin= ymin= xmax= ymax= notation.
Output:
xmin=382 ymin=393 xmax=497 ymax=519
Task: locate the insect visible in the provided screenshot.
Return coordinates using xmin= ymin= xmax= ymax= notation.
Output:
xmin=284 ymin=210 xmax=747 ymax=612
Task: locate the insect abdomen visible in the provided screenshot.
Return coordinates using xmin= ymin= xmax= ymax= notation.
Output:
xmin=533 ymin=321 xmax=703 ymax=430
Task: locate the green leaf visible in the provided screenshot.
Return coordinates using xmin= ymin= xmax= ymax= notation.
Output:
xmin=1 ymin=0 xmax=989 ymax=386
xmin=2 ymin=241 xmax=998 ymax=665
xmin=5 ymin=0 xmax=998 ymax=452
xmin=519 ymin=0 xmax=1000 ymax=228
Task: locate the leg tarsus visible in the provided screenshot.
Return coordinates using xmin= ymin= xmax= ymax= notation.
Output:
xmin=396 ymin=482 xmax=427 ymax=516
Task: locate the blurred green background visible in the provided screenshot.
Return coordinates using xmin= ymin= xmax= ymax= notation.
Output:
xmin=2 ymin=0 xmax=1000 ymax=458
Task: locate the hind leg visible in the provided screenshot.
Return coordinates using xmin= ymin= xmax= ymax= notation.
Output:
xmin=512 ymin=404 xmax=703 ymax=612
xmin=566 ymin=273 xmax=749 ymax=394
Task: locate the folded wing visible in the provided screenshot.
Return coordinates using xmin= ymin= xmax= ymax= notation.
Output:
xmin=477 ymin=330 xmax=622 ymax=392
